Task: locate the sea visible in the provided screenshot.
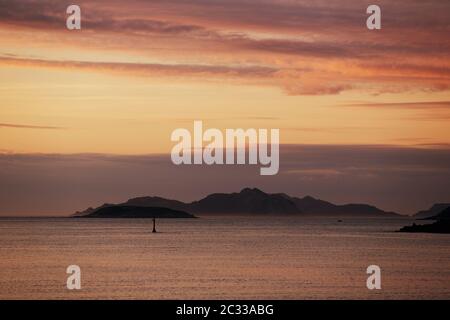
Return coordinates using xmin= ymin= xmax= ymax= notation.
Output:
xmin=0 ymin=216 xmax=449 ymax=299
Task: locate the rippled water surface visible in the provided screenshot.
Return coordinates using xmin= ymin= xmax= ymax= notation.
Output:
xmin=0 ymin=217 xmax=449 ymax=299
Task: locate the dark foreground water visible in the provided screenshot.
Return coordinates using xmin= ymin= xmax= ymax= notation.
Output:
xmin=0 ymin=216 xmax=449 ymax=299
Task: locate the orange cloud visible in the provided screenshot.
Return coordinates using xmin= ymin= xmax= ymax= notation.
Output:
xmin=0 ymin=0 xmax=448 ymax=96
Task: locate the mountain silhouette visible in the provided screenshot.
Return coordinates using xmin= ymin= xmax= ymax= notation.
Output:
xmin=73 ymin=187 xmax=399 ymax=217
xmin=123 ymin=196 xmax=187 ymax=211
xmin=414 ymin=203 xmax=450 ymax=219
xmin=427 ymin=206 xmax=450 ymax=221
xmin=278 ymin=194 xmax=399 ymax=217
xmin=72 ymin=203 xmax=114 ymax=217
xmin=188 ymin=188 xmax=300 ymax=214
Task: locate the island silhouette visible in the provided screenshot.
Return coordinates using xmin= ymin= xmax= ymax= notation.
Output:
xmin=399 ymin=207 xmax=450 ymax=234
xmin=76 ymin=205 xmax=195 ymax=219
xmin=73 ymin=187 xmax=401 ymax=218
xmin=413 ymin=203 xmax=450 ymax=219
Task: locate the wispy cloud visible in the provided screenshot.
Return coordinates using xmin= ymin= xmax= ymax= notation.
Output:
xmin=0 ymin=55 xmax=277 ymax=78
xmin=0 ymin=123 xmax=66 ymax=130
xmin=3 ymin=53 xmax=448 ymax=95
xmin=344 ymin=101 xmax=450 ymax=109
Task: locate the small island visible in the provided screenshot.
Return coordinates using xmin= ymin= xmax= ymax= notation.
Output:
xmin=398 ymin=207 xmax=450 ymax=234
xmin=73 ymin=205 xmax=196 ymax=219
xmin=398 ymin=221 xmax=450 ymax=234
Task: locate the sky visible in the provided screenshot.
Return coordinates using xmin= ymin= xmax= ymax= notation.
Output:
xmin=0 ymin=0 xmax=449 ymax=215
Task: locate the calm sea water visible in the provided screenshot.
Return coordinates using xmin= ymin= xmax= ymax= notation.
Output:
xmin=0 ymin=216 xmax=449 ymax=299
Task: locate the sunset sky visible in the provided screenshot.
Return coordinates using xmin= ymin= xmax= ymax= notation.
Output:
xmin=0 ymin=0 xmax=449 ymax=215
